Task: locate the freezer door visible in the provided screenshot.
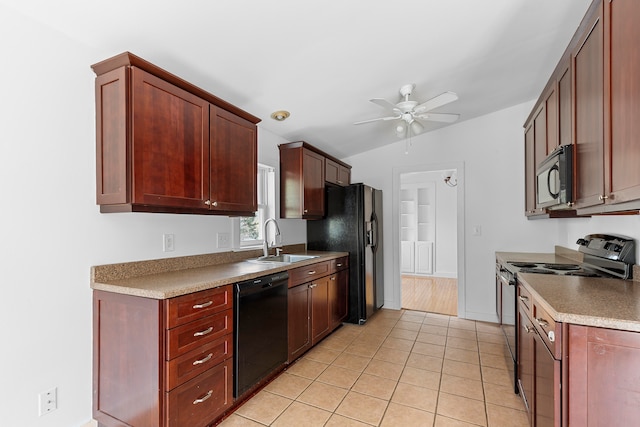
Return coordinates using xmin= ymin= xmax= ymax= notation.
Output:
xmin=363 ymin=186 xmax=376 ymax=320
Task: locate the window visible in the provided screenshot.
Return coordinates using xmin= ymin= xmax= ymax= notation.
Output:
xmin=234 ymin=164 xmax=276 ymax=248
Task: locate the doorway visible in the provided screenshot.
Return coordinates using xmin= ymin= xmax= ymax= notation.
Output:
xmin=392 ymin=163 xmax=465 ymax=317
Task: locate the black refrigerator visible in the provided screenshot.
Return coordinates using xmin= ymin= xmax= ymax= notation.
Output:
xmin=307 ymin=183 xmax=383 ymax=324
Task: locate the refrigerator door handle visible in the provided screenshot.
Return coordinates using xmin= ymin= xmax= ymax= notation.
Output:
xmin=370 ymin=212 xmax=379 ymax=252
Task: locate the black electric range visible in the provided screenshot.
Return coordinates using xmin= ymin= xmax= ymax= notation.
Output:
xmin=497 ymin=233 xmax=636 ymax=393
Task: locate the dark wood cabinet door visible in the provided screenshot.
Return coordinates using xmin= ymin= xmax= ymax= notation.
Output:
xmin=524 ymin=124 xmax=537 ymax=216
xmin=573 ymin=3 xmax=605 ymax=208
xmin=302 ymin=149 xmax=325 ymax=218
xmin=517 ymin=307 xmax=534 ymax=423
xmin=131 ymin=67 xmax=210 ymax=210
xmin=545 ymin=87 xmax=559 ymax=154
xmin=606 ymin=0 xmax=640 ymax=203
xmin=209 ymin=106 xmax=257 ymax=214
xmin=311 ymin=276 xmax=331 ymax=345
xmin=329 ymin=270 xmax=349 ymax=329
xmin=569 ymin=324 xmax=640 ymax=427
xmin=558 ymin=64 xmax=572 ymax=147
xmin=288 ymin=284 xmax=311 ymax=362
xmin=326 ymin=158 xmax=351 ymax=187
xmin=534 ymin=330 xmax=560 ymax=427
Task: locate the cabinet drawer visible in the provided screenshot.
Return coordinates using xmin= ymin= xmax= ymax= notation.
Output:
xmin=331 ymin=256 xmax=349 ymax=271
xmin=166 ymin=334 xmax=232 ymax=391
xmin=532 ymin=301 xmax=561 ymax=358
xmin=165 ymin=358 xmax=233 ymax=427
xmin=165 ymin=285 xmax=232 ymax=329
xmin=166 ymin=309 xmax=232 ymax=359
xmin=289 ymin=261 xmax=331 ymax=288
xmin=517 ymin=284 xmax=532 ymax=316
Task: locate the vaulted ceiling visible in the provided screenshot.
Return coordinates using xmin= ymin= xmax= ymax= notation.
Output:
xmin=3 ymin=0 xmax=592 ymax=158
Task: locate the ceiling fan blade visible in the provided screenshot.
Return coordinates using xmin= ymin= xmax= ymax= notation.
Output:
xmin=413 ymin=91 xmax=458 ymax=114
xmin=415 ymin=112 xmax=460 ymax=123
xmin=370 ymin=98 xmax=400 ymax=111
xmin=354 ymin=115 xmax=401 ymax=125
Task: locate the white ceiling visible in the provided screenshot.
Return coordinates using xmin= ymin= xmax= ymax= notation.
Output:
xmin=4 ymin=0 xmax=592 ymax=158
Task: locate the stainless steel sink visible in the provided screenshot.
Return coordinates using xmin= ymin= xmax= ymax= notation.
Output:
xmin=246 ymin=254 xmax=319 ymax=264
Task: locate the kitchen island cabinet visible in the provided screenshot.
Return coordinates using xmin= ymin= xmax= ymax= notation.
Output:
xmin=92 ymin=52 xmax=259 ymax=216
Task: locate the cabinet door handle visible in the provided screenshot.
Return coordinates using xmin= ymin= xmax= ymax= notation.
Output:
xmin=536 ymin=318 xmax=549 ymax=328
xmin=192 ymin=353 xmax=214 ymax=365
xmin=309 ymin=283 xmax=317 ymax=288
xmin=307 ymin=270 xmax=316 ymax=275
xmin=304 ymin=209 xmax=308 ymax=213
xmin=518 ymin=295 xmax=529 ymax=302
xmin=193 ymin=301 xmax=213 ymax=309
xmin=331 ymin=277 xmax=336 ymax=281
xmin=599 ymin=195 xmax=609 ymax=201
xmin=193 ymin=390 xmax=213 ymax=405
xmin=205 ymin=200 xmax=211 ymax=206
xmin=337 ymin=180 xmax=343 ymax=184
xmin=193 ymin=326 xmax=214 ymax=337
xmin=212 ymin=201 xmax=218 ymax=207
xmin=524 ymin=325 xmax=534 ymax=334
xmin=337 ymin=263 xmax=343 ymax=267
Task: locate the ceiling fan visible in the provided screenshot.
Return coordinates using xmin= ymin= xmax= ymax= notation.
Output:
xmin=354 ymin=84 xmax=460 ymax=138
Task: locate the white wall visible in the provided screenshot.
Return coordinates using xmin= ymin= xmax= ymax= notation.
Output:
xmin=346 ymin=102 xmax=563 ymax=321
xmin=0 ymin=6 xmax=304 ymax=426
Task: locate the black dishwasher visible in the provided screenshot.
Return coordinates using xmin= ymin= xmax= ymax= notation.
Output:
xmin=234 ymin=271 xmax=289 ymax=398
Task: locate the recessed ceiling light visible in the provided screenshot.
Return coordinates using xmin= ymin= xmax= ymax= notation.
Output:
xmin=270 ymin=110 xmax=290 ymax=121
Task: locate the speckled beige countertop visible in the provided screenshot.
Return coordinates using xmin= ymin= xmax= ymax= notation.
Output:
xmin=497 ymin=247 xmax=640 ymax=333
xmin=91 ymin=247 xmax=348 ymax=299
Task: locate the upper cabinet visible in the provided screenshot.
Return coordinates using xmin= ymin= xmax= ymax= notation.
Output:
xmin=525 ymin=0 xmax=640 ymax=217
xmin=92 ymin=52 xmax=260 ymax=215
xmin=279 ymin=141 xmax=351 ymax=219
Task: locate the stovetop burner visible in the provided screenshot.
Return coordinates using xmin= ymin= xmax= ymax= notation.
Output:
xmin=542 ymin=263 xmax=581 ymax=271
xmin=518 ymin=267 xmax=557 ymax=274
xmin=565 ymin=271 xmax=601 ymax=277
xmin=510 ymin=262 xmax=538 ymax=268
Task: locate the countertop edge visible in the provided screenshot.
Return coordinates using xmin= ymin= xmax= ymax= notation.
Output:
xmin=91 ymin=251 xmax=349 ymax=299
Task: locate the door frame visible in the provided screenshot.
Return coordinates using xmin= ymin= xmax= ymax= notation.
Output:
xmin=392 ymin=162 xmax=466 ymax=317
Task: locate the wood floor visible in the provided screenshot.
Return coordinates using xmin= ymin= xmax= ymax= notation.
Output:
xmin=401 ymin=275 xmax=457 ymax=316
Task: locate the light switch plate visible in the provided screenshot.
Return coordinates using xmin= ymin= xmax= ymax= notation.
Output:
xmin=163 ymin=233 xmax=175 ymax=252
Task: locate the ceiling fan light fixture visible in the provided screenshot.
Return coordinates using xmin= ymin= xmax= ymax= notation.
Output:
xmin=270 ymin=110 xmax=290 ymax=121
xmin=410 ymin=120 xmax=424 ymax=135
xmin=395 ymin=122 xmax=407 ymax=137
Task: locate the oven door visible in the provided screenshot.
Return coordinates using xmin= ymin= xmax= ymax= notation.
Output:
xmin=497 ymin=266 xmax=518 ymax=393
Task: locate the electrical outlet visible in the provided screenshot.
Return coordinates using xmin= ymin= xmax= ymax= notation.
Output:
xmin=163 ymin=233 xmax=175 ymax=252
xmin=38 ymin=387 xmax=57 ymax=416
xmin=217 ymin=232 xmax=231 ymax=248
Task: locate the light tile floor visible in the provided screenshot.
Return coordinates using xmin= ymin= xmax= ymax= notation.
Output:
xmin=218 ymin=309 xmax=529 ymax=427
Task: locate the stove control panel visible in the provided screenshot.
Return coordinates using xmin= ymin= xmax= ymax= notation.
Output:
xmin=576 ymin=234 xmax=635 ymax=264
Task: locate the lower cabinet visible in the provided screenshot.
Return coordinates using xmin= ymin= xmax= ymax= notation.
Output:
xmin=288 ymin=256 xmax=349 ymax=363
xmin=517 ymin=283 xmax=562 ymax=427
xmin=568 ymin=324 xmax=640 ymax=426
xmin=93 ymin=285 xmax=234 ymax=427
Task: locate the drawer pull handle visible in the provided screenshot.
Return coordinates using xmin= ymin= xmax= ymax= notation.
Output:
xmin=518 ymin=295 xmax=529 ymax=302
xmin=536 ymin=318 xmax=549 ymax=328
xmin=337 ymin=263 xmax=343 ymax=267
xmin=193 ymin=327 xmax=214 ymax=337
xmin=307 ymin=270 xmax=316 ymax=275
xmin=193 ymin=301 xmax=213 ymax=309
xmin=193 ymin=390 xmax=213 ymax=405
xmin=192 ymin=353 xmax=213 ymax=365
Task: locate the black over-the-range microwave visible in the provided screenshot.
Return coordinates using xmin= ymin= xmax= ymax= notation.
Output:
xmin=536 ymin=144 xmax=573 ymax=209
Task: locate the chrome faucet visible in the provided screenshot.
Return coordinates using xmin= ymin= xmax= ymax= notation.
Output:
xmin=263 ymin=218 xmax=282 ymax=257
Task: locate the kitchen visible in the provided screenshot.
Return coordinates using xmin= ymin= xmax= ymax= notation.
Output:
xmin=4 ymin=0 xmax=640 ymax=426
